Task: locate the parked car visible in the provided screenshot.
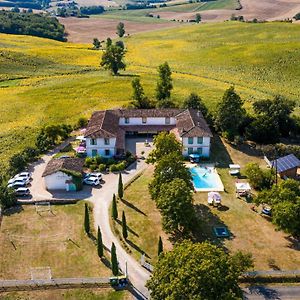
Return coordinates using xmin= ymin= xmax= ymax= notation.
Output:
xmin=83 ymin=177 xmax=100 ymax=186
xmin=15 ymin=172 xmax=32 ymax=181
xmin=7 ymin=182 xmax=27 ymax=189
xmin=15 ymin=187 xmax=30 ymax=197
xmin=8 ymin=177 xmax=29 ymax=186
xmin=84 ymin=172 xmax=102 ymax=180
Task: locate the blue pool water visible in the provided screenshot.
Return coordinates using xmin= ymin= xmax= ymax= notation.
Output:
xmin=190 ymin=166 xmax=223 ymax=190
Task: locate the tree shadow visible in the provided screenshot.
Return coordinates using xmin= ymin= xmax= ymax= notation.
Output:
xmin=3 ymin=205 xmax=23 ymax=216
xmin=192 ymin=203 xmax=234 ymax=249
xmin=121 ymin=198 xmax=147 ymax=216
xmin=101 ymin=256 xmax=112 ymax=269
xmin=245 ymin=285 xmax=280 ymax=300
xmin=210 ymin=135 xmax=233 ymax=168
xmin=285 ymin=235 xmax=300 ymax=251
xmin=126 ymin=239 xmax=151 ymax=259
xmin=126 ymin=283 xmax=148 ymax=300
xmin=231 ymin=142 xmax=264 ymax=159
xmin=116 ymin=219 xmax=139 ymax=237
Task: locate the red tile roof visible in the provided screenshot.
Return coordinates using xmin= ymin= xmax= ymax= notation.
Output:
xmin=84 ymin=109 xmax=212 ymax=149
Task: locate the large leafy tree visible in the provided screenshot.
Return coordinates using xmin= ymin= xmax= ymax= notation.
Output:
xmin=0 ymin=182 xmax=17 ymax=209
xmin=100 ymin=43 xmax=126 ymax=75
xmin=182 ymin=93 xmax=208 ymax=117
xmin=255 ymin=179 xmax=300 ymax=236
xmin=147 ymin=132 xmax=182 ymax=164
xmin=214 ymin=86 xmax=246 ymax=141
xmin=147 ymin=240 xmax=253 ymax=300
xmin=156 ymin=62 xmax=173 ymax=103
xmin=130 ymin=78 xmax=153 ymax=109
xmin=149 ymin=152 xmax=193 ymax=200
xmin=252 ymin=95 xmax=296 ymax=137
xmin=245 ymin=163 xmax=274 ymax=190
xmin=156 ymin=178 xmax=195 ymax=234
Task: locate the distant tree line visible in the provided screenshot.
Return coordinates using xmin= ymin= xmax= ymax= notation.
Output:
xmin=0 ymin=0 xmax=50 ymax=10
xmin=0 ymin=11 xmax=66 ymax=41
xmin=80 ymin=5 xmax=104 ymax=15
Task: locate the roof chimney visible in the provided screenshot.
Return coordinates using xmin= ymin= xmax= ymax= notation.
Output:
xmin=197 ymin=110 xmax=200 ymax=117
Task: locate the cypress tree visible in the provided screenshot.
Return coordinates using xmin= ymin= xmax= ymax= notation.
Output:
xmin=84 ymin=203 xmax=90 ymax=235
xmin=118 ymin=172 xmax=123 ymax=199
xmin=111 ymin=242 xmax=118 ymax=276
xmin=122 ymin=211 xmax=128 ymax=240
xmin=112 ymin=193 xmax=118 ymax=220
xmin=97 ymin=226 xmax=104 ymax=258
xmin=158 ymin=236 xmax=163 ymax=256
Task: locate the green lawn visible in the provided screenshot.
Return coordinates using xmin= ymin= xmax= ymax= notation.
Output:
xmin=121 ymin=137 xmax=300 ymax=270
xmin=0 ymin=202 xmax=111 ymax=279
xmin=111 ymin=167 xmax=172 ymax=264
xmin=0 ymin=22 xmax=300 ymax=170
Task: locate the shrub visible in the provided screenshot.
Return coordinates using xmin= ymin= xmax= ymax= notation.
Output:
xmin=85 ymin=157 xmax=93 ymax=167
xmin=22 ymin=146 xmax=39 ymax=162
xmin=107 ymin=158 xmax=116 ymax=165
xmin=98 ymin=164 xmax=106 ymax=172
xmin=90 ymin=164 xmax=97 ymax=171
xmin=109 ymin=164 xmax=118 ymax=172
xmin=116 ymin=161 xmax=126 ymax=171
xmin=245 ymin=163 xmax=274 ymax=190
xmin=76 ymin=117 xmax=88 ymax=129
xmin=9 ymin=153 xmax=27 ymax=175
xmin=95 ymin=155 xmax=103 ymax=165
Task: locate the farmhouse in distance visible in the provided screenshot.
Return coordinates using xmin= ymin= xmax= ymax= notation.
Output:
xmin=84 ymin=108 xmax=213 ymax=158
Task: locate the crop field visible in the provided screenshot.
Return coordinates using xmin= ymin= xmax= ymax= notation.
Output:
xmin=0 ymin=22 xmax=300 ymax=169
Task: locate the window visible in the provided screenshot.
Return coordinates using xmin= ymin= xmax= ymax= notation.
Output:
xmin=188 ymin=137 xmax=194 ymax=144
xmin=91 ymin=149 xmax=98 ymax=157
xmin=197 ymin=148 xmax=203 ymax=155
xmin=125 ymin=117 xmax=130 ymax=124
xmin=165 ymin=117 xmax=170 ymax=125
xmin=104 ymin=138 xmax=110 ymax=145
xmin=188 ymin=148 xmax=193 ymax=155
xmin=105 ymin=149 xmax=110 ymax=156
xmin=197 ymin=137 xmax=203 ymax=144
xmin=142 ymin=117 xmax=147 ymax=124
xmin=90 ymin=138 xmax=97 ymax=145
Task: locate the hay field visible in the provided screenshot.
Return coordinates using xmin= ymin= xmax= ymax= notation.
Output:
xmin=0 ymin=21 xmax=299 ymax=169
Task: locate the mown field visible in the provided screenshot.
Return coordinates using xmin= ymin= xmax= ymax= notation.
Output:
xmin=0 ymin=21 xmax=300 ymax=169
xmin=0 ymin=202 xmax=111 ymax=279
xmin=121 ymin=138 xmax=300 ymax=270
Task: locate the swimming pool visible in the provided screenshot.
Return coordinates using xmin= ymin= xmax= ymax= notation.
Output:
xmin=190 ymin=166 xmax=224 ymax=192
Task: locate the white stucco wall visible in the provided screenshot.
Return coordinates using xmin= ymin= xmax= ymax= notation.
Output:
xmin=182 ymin=136 xmax=211 ymax=157
xmin=86 ymin=137 xmax=116 ymax=157
xmin=119 ymin=117 xmax=176 ymax=126
xmin=44 ymin=171 xmax=72 ymax=190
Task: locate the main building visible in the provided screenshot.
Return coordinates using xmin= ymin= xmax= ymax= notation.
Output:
xmin=84 ymin=108 xmax=213 ymax=158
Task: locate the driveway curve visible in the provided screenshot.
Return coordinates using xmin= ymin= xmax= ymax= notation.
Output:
xmin=88 ymin=160 xmax=151 ymax=299
xmin=28 ymin=140 xmax=151 ymax=298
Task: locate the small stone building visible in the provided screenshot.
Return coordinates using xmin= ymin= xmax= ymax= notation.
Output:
xmin=42 ymin=158 xmax=84 ymax=191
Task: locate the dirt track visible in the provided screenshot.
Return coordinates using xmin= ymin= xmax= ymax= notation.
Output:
xmin=61 ymin=0 xmax=300 ymax=43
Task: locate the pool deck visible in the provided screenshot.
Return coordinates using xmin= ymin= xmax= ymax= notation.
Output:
xmin=188 ymin=163 xmax=224 ymax=192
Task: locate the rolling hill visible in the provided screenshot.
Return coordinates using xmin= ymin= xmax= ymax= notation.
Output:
xmin=0 ymin=21 xmax=299 ymax=170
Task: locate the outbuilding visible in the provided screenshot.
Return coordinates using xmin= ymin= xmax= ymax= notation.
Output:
xmin=42 ymin=158 xmax=84 ymax=191
xmin=268 ymin=154 xmax=300 ymax=179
